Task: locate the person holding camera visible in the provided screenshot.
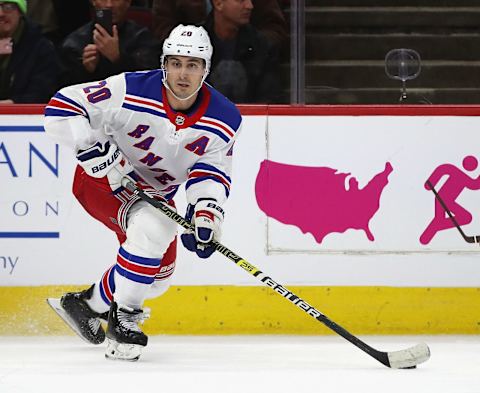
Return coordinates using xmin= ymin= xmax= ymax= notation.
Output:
xmin=59 ymin=0 xmax=161 ymax=86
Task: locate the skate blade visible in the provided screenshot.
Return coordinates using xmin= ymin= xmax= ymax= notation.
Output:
xmin=105 ymin=338 xmax=143 ymax=362
xmin=46 ymin=298 xmax=95 ymax=345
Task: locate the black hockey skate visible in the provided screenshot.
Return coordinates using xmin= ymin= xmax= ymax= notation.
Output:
xmin=105 ymin=301 xmax=150 ymax=361
xmin=47 ymin=285 xmax=108 ymax=345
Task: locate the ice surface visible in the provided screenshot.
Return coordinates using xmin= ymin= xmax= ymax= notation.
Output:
xmin=0 ymin=335 xmax=478 ymax=393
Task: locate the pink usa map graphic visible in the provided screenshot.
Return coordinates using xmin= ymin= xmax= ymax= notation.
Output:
xmin=255 ymin=160 xmax=393 ymax=244
xmin=255 ymin=156 xmax=480 ymax=246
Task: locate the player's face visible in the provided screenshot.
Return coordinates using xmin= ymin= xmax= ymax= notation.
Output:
xmin=0 ymin=3 xmax=21 ymax=38
xmin=165 ymin=56 xmax=206 ymax=99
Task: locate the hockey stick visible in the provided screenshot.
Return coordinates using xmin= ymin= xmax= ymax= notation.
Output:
xmin=122 ymin=179 xmax=430 ymax=369
xmin=426 ymin=180 xmax=480 ymax=244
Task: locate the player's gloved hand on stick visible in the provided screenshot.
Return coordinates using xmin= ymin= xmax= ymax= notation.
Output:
xmin=77 ymin=141 xmax=135 ymax=192
xmin=181 ymin=199 xmax=224 ymax=258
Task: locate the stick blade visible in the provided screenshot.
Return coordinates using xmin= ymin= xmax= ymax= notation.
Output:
xmin=387 ymin=342 xmax=431 ymax=369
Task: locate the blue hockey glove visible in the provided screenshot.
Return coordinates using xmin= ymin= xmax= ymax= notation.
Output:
xmin=77 ymin=141 xmax=135 ymax=192
xmin=181 ymin=199 xmax=224 ymax=259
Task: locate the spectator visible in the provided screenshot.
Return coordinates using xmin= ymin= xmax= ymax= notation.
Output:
xmin=60 ymin=0 xmax=161 ymax=86
xmin=27 ymin=0 xmax=59 ymax=44
xmin=152 ymin=0 xmax=207 ymax=43
xmin=250 ymin=0 xmax=287 ymax=51
xmin=52 ymin=0 xmax=92 ymax=47
xmin=152 ymin=0 xmax=287 ymax=49
xmin=28 ymin=1 xmax=92 ymax=49
xmin=0 ymin=0 xmax=60 ymax=104
xmin=203 ymin=0 xmax=282 ymax=103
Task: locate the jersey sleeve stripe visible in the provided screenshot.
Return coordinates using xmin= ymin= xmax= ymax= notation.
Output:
xmin=185 ymin=176 xmax=230 ymax=198
xmin=44 ymin=108 xmax=83 ymax=118
xmin=122 ymin=102 xmax=168 ymax=120
xmin=125 ymin=94 xmax=165 ymax=111
xmin=189 ymin=163 xmax=231 ymax=181
xmin=45 ymin=93 xmax=90 ymax=120
xmin=188 ymin=169 xmax=231 ymax=188
xmin=186 ymin=162 xmax=232 ymax=197
xmin=52 ymin=92 xmax=88 ymax=115
xmin=55 ymin=92 xmax=89 ymax=112
xmin=47 ymin=98 xmax=85 ymax=115
xmin=190 ymin=123 xmax=231 ymax=143
xmin=199 ymin=116 xmax=236 ymax=138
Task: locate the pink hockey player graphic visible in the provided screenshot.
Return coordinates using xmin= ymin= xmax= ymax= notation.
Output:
xmin=420 ymin=155 xmax=480 ymax=244
xmin=255 ymin=160 xmax=393 ymax=244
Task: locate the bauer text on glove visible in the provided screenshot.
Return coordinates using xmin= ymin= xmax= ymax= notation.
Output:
xmin=76 ymin=141 xmax=135 ymax=192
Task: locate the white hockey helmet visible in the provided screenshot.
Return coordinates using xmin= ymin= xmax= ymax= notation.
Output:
xmin=161 ymin=24 xmax=213 ymax=72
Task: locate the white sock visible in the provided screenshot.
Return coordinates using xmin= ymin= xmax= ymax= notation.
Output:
xmin=85 ymin=282 xmax=110 ymax=314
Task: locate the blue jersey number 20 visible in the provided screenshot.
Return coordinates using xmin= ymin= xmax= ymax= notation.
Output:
xmin=83 ymin=81 xmax=112 ymax=103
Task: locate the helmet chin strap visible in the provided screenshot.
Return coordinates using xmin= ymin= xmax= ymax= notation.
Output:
xmin=162 ymin=68 xmax=208 ymax=102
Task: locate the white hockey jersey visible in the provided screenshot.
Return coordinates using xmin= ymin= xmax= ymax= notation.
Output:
xmin=44 ymin=70 xmax=242 ymax=205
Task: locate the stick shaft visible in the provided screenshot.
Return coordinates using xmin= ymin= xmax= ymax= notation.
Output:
xmin=123 ymin=180 xmax=390 ymax=366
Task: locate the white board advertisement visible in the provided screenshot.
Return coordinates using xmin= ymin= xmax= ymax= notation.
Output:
xmin=1 ymin=112 xmax=480 ymax=287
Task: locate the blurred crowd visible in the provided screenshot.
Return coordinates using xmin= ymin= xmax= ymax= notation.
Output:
xmin=0 ymin=0 xmax=289 ymax=104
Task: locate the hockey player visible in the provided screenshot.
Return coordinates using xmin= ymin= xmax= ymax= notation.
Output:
xmin=44 ymin=24 xmax=241 ymax=361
